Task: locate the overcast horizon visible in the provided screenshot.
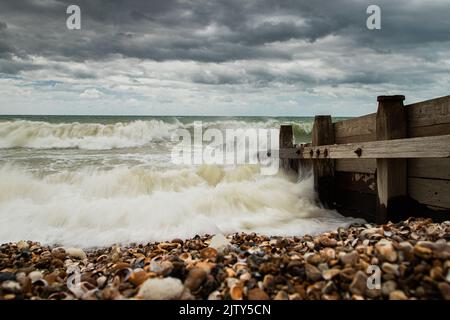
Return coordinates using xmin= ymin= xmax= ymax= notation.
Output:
xmin=1 ymin=0 xmax=450 ymax=116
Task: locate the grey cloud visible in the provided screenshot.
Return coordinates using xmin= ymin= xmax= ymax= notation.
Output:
xmin=0 ymin=0 xmax=449 ymax=91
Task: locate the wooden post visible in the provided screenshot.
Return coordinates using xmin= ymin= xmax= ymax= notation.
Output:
xmin=279 ymin=125 xmax=298 ymax=174
xmin=312 ymin=116 xmax=335 ymax=207
xmin=376 ymin=95 xmax=407 ymax=224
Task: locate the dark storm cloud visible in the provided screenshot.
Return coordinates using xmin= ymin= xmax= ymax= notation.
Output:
xmin=0 ymin=0 xmax=449 ymax=89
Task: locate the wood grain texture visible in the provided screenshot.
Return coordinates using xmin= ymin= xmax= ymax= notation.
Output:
xmin=279 ymin=134 xmax=450 ymax=159
xmin=334 ymin=113 xmax=376 ymax=144
xmin=312 ymin=116 xmax=335 ymax=207
xmin=335 ymin=159 xmax=376 ymax=174
xmin=408 ymin=158 xmax=450 ymax=180
xmin=409 ymin=178 xmax=450 ymax=209
xmin=407 ymin=95 xmax=450 ymax=137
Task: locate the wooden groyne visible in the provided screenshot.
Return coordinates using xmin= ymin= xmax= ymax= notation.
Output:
xmin=277 ymin=95 xmax=450 ymax=223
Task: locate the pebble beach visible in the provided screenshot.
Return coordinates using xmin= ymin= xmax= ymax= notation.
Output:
xmin=0 ymin=218 xmax=449 ymax=300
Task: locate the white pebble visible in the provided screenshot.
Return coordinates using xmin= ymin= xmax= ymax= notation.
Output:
xmin=65 ymin=247 xmax=87 ymax=260
xmin=137 ymin=277 xmax=184 ymax=300
xmin=28 ymin=270 xmax=43 ymax=283
xmin=209 ymin=234 xmax=230 ymax=253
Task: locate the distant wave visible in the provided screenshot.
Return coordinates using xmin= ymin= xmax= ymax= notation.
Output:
xmin=0 ymin=119 xmax=313 ymax=150
xmin=0 ymin=164 xmax=362 ymax=247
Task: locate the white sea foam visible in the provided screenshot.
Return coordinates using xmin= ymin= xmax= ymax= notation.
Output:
xmin=0 ymin=164 xmax=363 ymax=248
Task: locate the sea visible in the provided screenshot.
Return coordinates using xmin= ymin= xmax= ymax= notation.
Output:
xmin=0 ymin=115 xmax=363 ymax=248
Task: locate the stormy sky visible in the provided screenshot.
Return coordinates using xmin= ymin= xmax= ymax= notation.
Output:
xmin=0 ymin=0 xmax=449 ymax=116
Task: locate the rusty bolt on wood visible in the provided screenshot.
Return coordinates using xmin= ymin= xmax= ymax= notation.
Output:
xmin=266 ymin=151 xmax=271 ymax=157
xmin=309 ymin=149 xmax=314 ymax=157
xmin=324 ymin=148 xmax=328 ymax=157
xmin=316 ymin=149 xmax=321 ymax=157
xmin=354 ymin=147 xmax=362 ymax=157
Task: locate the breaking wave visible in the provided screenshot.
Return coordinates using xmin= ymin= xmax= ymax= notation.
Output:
xmin=0 ymin=119 xmax=313 ymax=150
xmin=0 ymin=165 xmax=363 ymax=248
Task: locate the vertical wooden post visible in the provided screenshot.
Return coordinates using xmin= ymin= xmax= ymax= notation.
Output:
xmin=376 ymin=95 xmax=407 ymax=224
xmin=312 ymin=116 xmax=335 ymax=207
xmin=279 ymin=125 xmax=298 ymax=174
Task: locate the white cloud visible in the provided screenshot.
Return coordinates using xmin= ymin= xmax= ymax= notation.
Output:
xmin=80 ymin=88 xmax=105 ymax=99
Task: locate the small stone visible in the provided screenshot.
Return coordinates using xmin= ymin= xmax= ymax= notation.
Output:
xmin=180 ymin=288 xmax=195 ymax=300
xmin=129 ymin=270 xmax=150 ymax=286
xmin=414 ymin=242 xmax=433 ymax=259
xmin=438 ymin=282 xmax=450 ymax=300
xmin=0 ymin=272 xmax=16 ymax=282
xmin=340 ymin=251 xmax=359 ymax=266
xmin=230 ymin=284 xmax=244 ymax=300
xmin=1 ymin=280 xmax=21 ymax=293
xmin=319 ymin=236 xmax=337 ymax=247
xmin=381 ymin=262 xmax=399 ymax=276
xmin=349 ymin=271 xmax=367 ymax=296
xmin=322 ymin=268 xmax=340 ymax=280
xmin=247 ymin=288 xmax=270 ymax=300
xmin=65 ymin=247 xmax=87 ymax=260
xmin=381 ymin=280 xmax=397 ymax=296
xmin=322 ymin=281 xmax=338 ymax=294
xmin=171 ymin=238 xmax=184 ymax=245
xmin=51 ymin=247 xmax=67 ymax=260
xmin=96 ymin=276 xmax=107 ymax=288
xmin=17 ymin=240 xmax=29 ymax=250
xmin=375 ymin=239 xmax=397 ymax=262
xmin=322 ymin=248 xmax=336 ymax=260
xmin=137 ymin=277 xmax=184 ymax=300
xmin=274 ymin=290 xmax=289 ymax=300
xmin=208 ymin=290 xmax=222 ymax=300
xmin=28 ymin=270 xmax=43 ymax=283
xmin=389 ymin=290 xmax=408 ymax=300
xmin=263 ymin=274 xmax=275 ymax=289
xmin=209 ymin=234 xmax=230 ymax=253
xmin=200 ymin=247 xmax=218 ymax=260
xmin=305 ymin=253 xmax=323 ymax=265
xmin=305 ymin=263 xmax=322 ymax=282
xmin=398 ymin=241 xmax=413 ymax=253
xmin=184 ymin=267 xmax=207 ymax=292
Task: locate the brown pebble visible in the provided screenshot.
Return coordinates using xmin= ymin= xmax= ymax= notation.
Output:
xmin=247 ymin=288 xmax=270 ymax=300
xmin=305 ymin=263 xmax=322 ymax=282
xmin=438 ymin=282 xmax=450 ymax=300
xmin=349 ymin=271 xmax=367 ymax=296
xmin=184 ymin=268 xmax=207 ymax=291
xmin=389 ymin=290 xmax=408 ymax=300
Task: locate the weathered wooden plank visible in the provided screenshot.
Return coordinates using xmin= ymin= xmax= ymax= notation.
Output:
xmin=408 ymin=158 xmax=450 ymax=180
xmin=279 ymin=125 xmax=298 ymax=174
xmin=334 ymin=113 xmax=376 ymax=144
xmin=278 ymin=134 xmax=450 ymax=159
xmin=312 ymin=116 xmax=335 ymax=207
xmin=408 ymin=123 xmax=450 ymax=138
xmin=375 ymin=95 xmax=408 ymax=224
xmin=407 ymin=95 xmax=450 ymax=128
xmin=409 ymin=177 xmax=450 ymax=209
xmin=335 ymin=159 xmax=376 ymax=174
